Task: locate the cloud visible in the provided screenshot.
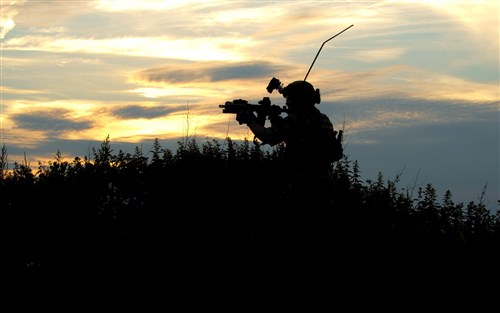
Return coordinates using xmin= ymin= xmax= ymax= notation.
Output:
xmin=2 ymin=35 xmax=252 ymax=61
xmin=14 ymin=1 xmax=94 ymax=29
xmin=29 ymin=25 xmax=69 ymax=34
xmin=350 ymin=47 xmax=406 ymax=62
xmin=94 ymin=0 xmax=208 ymax=12
xmin=135 ymin=61 xmax=289 ymax=84
xmin=0 ymin=19 xmax=16 ymax=40
xmin=12 ymin=110 xmax=92 ymax=132
xmin=112 ymin=105 xmax=185 ymax=119
xmin=0 ymin=85 xmax=43 ymax=96
xmin=314 ymin=65 xmax=499 ymax=104
xmin=0 ymin=0 xmax=26 ymax=39
xmin=318 ymin=97 xmax=499 ymax=140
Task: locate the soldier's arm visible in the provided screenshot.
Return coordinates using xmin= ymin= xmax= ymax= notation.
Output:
xmin=246 ymin=118 xmax=283 ymax=146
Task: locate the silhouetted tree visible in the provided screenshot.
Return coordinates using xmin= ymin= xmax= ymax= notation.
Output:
xmin=0 ymin=144 xmax=8 ymax=180
xmin=93 ymin=134 xmax=113 ymax=166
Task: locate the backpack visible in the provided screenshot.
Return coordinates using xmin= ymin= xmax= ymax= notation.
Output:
xmin=283 ymin=109 xmax=343 ymax=165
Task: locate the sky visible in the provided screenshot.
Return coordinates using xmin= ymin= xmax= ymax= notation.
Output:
xmin=1 ymin=0 xmax=499 ymax=210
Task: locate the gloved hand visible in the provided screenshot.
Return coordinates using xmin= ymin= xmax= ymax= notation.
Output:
xmin=236 ymin=109 xmax=255 ymax=125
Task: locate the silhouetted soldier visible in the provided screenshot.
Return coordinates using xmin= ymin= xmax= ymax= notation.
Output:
xmin=235 ymin=79 xmax=343 ymax=310
xmin=236 ymin=79 xmax=342 ymax=214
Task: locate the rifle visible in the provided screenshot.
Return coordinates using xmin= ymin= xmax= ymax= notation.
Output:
xmin=219 ymin=97 xmax=287 ymax=126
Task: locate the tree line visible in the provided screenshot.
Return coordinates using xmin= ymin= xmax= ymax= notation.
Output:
xmin=1 ymin=136 xmax=498 ymax=310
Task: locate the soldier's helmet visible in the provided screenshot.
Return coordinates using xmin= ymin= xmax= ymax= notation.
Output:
xmin=282 ymin=80 xmax=321 ymax=107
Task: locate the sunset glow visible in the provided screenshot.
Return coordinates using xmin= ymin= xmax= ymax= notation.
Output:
xmin=1 ymin=0 xmax=498 ymax=205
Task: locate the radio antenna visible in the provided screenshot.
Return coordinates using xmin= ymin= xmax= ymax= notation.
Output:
xmin=304 ymin=24 xmax=354 ymax=81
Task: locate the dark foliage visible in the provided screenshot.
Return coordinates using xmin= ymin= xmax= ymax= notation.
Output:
xmin=1 ymin=138 xmax=498 ymax=311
